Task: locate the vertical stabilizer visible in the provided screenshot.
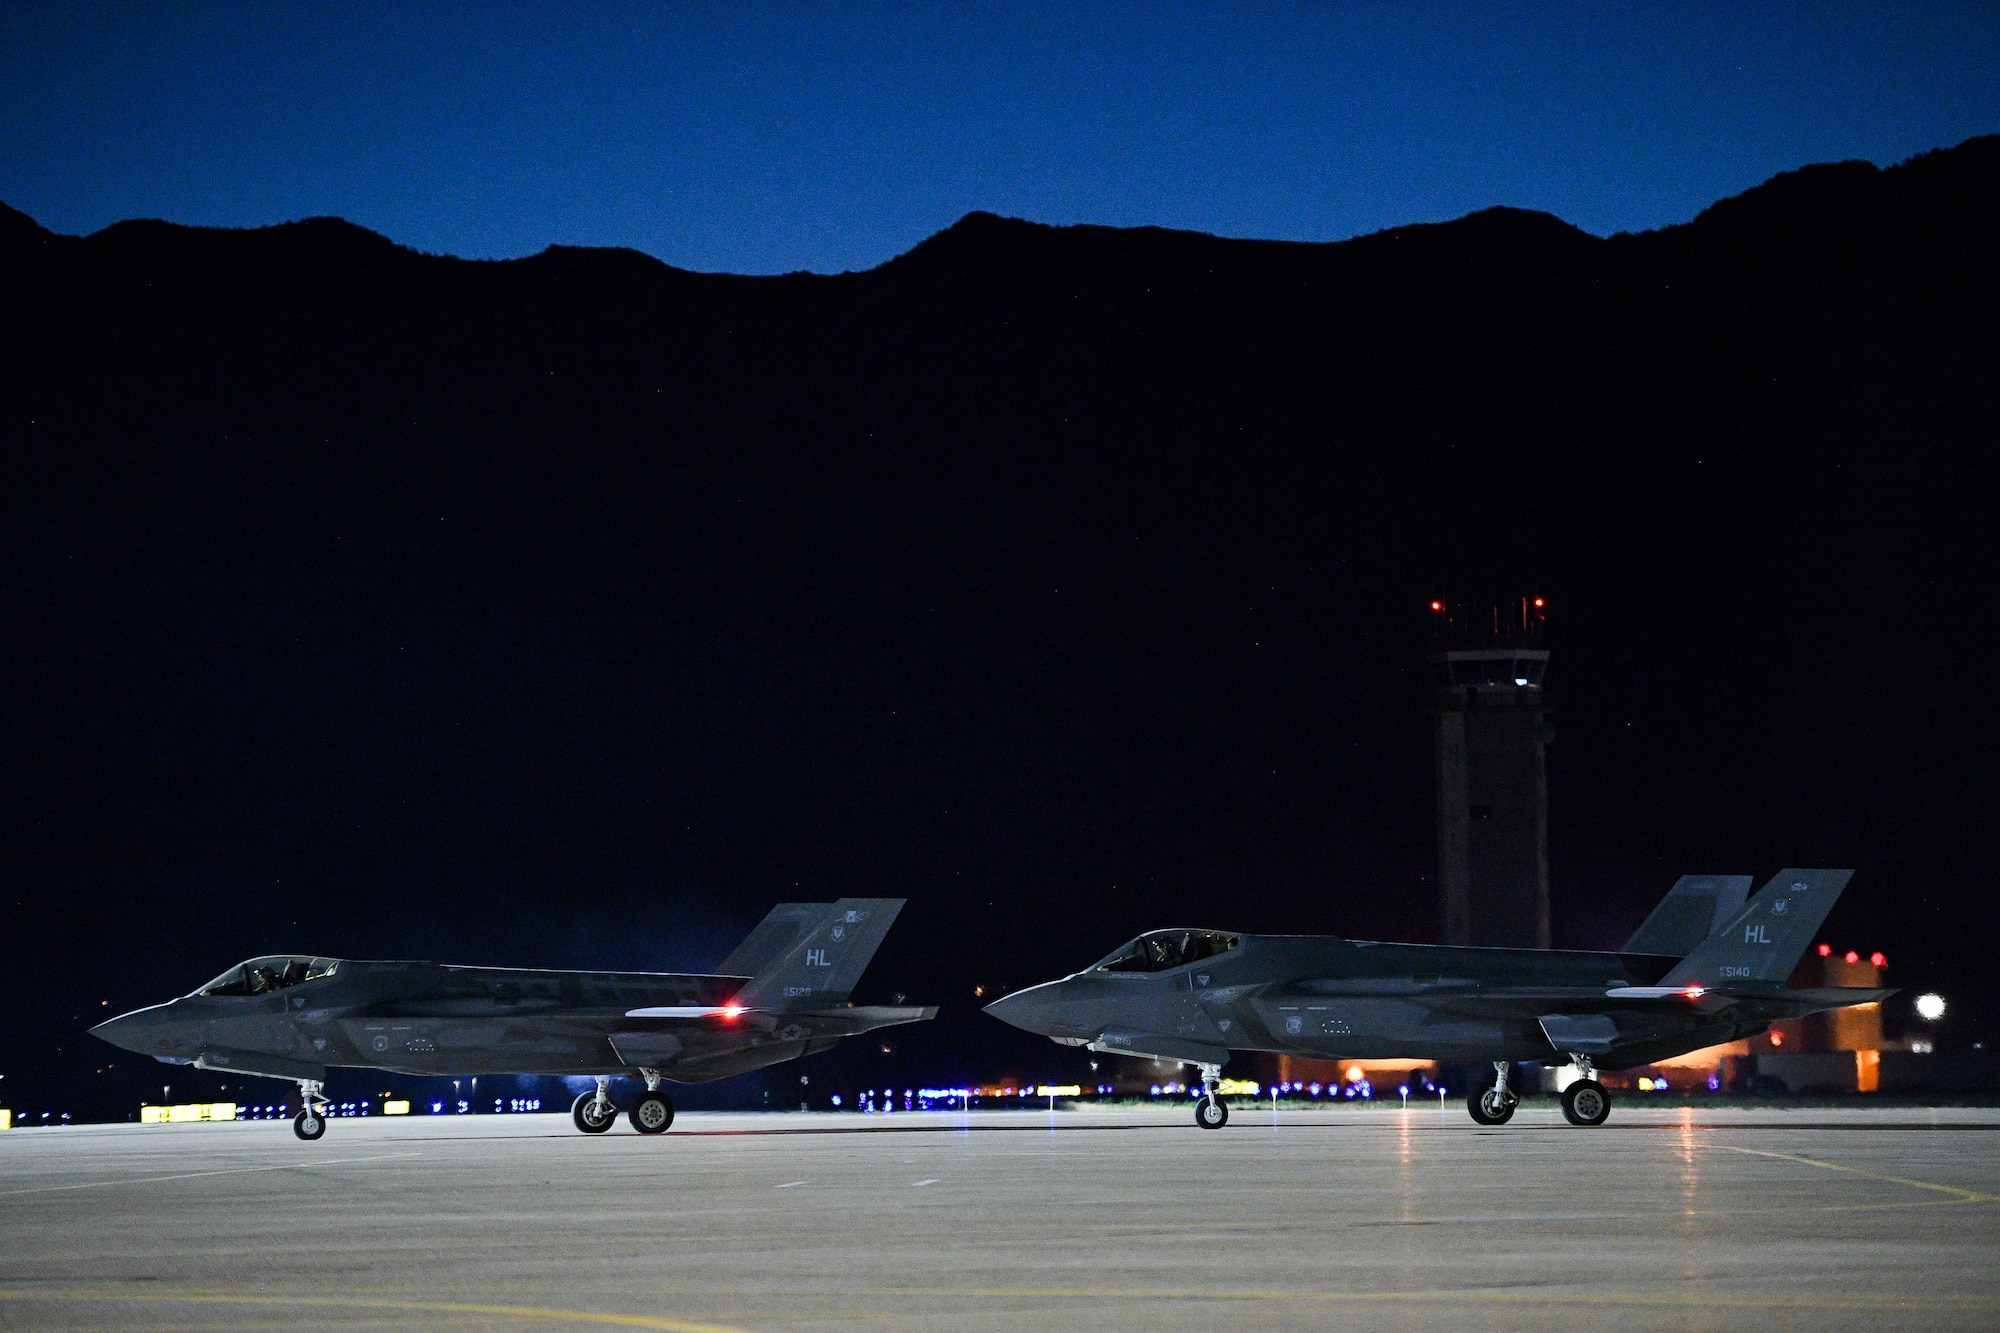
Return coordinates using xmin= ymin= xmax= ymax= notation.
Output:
xmin=732 ymin=898 xmax=906 ymax=1010
xmin=1662 ymin=870 xmax=1853 ymax=987
xmin=1623 ymin=875 xmax=1754 ymax=956
xmin=715 ymin=903 xmax=821 ymax=977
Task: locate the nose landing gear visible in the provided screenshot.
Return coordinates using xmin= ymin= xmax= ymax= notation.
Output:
xmin=1193 ymin=1063 xmax=1229 ymax=1128
xmin=1466 ymin=1062 xmax=1518 ymax=1125
xmin=572 ymin=1077 xmax=618 ymax=1134
xmin=293 ymin=1079 xmax=329 ymax=1140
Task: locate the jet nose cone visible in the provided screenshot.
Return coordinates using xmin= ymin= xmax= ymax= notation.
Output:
xmin=983 ymin=985 xmax=1058 ymax=1036
xmin=89 ymin=1012 xmax=144 ymax=1052
xmin=89 ymin=1004 xmax=195 ymax=1058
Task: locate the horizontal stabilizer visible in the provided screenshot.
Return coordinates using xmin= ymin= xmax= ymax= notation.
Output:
xmin=1663 ymin=869 xmax=1853 ymax=987
xmin=1624 ymin=875 xmax=1753 ymax=956
xmin=792 ymin=1004 xmax=938 ymax=1035
xmin=1773 ymin=986 xmax=1897 ymax=1010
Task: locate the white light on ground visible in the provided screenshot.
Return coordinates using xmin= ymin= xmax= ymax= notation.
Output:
xmin=1916 ymin=993 xmax=1946 ymax=1021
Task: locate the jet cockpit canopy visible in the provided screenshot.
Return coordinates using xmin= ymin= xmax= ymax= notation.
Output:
xmin=1091 ymin=929 xmax=1239 ymax=973
xmin=195 ymin=956 xmax=339 ymax=997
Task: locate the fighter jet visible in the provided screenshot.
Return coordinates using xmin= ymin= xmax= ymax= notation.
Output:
xmin=92 ymin=898 xmax=933 ymax=1140
xmin=985 ymin=870 xmax=1889 ymax=1128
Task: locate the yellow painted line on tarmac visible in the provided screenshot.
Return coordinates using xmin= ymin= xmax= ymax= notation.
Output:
xmin=0 ymin=1289 xmax=749 ymax=1332
xmin=1709 ymin=1144 xmax=2000 ymax=1205
xmin=0 ymin=1152 xmax=422 ymax=1197
xmin=842 ymin=1286 xmax=1995 ymax=1313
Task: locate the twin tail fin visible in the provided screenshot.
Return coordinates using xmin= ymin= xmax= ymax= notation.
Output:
xmin=1661 ymin=869 xmax=1853 ymax=988
xmin=728 ymin=898 xmax=906 ymax=1010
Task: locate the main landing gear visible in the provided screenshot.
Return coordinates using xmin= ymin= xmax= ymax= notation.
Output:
xmin=1466 ymin=1062 xmax=1518 ymax=1125
xmin=572 ymin=1077 xmax=618 ymax=1134
xmin=628 ymin=1067 xmax=674 ymax=1135
xmin=571 ymin=1073 xmax=676 ymax=1135
xmin=1193 ymin=1063 xmax=1229 ymax=1129
xmin=293 ymin=1079 xmax=329 ymax=1141
xmin=1460 ymin=1058 xmax=1614 ymax=1127
xmin=1561 ymin=1057 xmax=1612 ymax=1127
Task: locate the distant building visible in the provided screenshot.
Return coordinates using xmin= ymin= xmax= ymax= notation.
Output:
xmin=1428 ymin=598 xmax=1552 ymax=949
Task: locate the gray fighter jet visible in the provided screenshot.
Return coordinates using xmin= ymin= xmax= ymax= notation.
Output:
xmin=92 ymin=898 xmax=933 ymax=1140
xmin=986 ymin=870 xmax=1889 ymax=1128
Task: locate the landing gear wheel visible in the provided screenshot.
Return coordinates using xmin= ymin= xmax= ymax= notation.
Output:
xmin=572 ymin=1091 xmax=618 ymax=1134
xmin=293 ymin=1109 xmax=326 ymax=1141
xmin=1561 ymin=1079 xmax=1611 ymax=1126
xmin=629 ymin=1091 xmax=675 ymax=1134
xmin=1467 ymin=1084 xmax=1517 ymax=1125
xmin=1195 ymin=1095 xmax=1229 ymax=1129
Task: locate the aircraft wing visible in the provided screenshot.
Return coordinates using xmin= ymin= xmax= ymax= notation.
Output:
xmin=1350 ymin=981 xmax=1892 ymax=1068
xmin=608 ymin=1004 xmax=935 ymax=1068
xmin=1410 ymin=983 xmax=1891 ymax=1019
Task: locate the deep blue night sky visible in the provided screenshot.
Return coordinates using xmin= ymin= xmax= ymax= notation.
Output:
xmin=3 ymin=2 xmax=1997 ymax=273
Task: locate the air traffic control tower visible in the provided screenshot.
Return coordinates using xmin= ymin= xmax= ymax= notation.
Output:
xmin=1429 ymin=597 xmax=1552 ymax=949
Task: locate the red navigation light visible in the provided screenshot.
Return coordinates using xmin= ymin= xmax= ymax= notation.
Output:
xmin=1870 ymin=952 xmax=1886 ymax=968
xmin=720 ymin=1004 xmax=745 ymax=1020
xmin=1770 ymin=1030 xmax=1784 ymax=1047
xmin=1429 ymin=601 xmax=1444 ymax=612
xmin=1817 ymin=943 xmax=1832 ymax=957
xmin=1844 ymin=951 xmax=1860 ymax=964
xmin=1533 ymin=598 xmax=1545 ymax=608
xmin=1683 ymin=987 xmax=1705 ymax=999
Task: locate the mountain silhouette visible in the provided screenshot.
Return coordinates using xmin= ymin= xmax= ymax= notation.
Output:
xmin=2 ymin=136 xmax=1996 ymax=1112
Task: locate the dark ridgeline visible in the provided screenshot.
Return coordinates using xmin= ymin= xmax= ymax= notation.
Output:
xmin=1 ymin=136 xmax=1996 ymax=1117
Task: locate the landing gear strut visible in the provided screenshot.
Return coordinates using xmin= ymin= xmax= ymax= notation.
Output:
xmin=1193 ymin=1063 xmax=1228 ymax=1129
xmin=572 ymin=1076 xmax=618 ymax=1134
xmin=1467 ymin=1061 xmax=1518 ymax=1125
xmin=628 ymin=1067 xmax=674 ymax=1134
xmin=1560 ymin=1055 xmax=1611 ymax=1127
xmin=293 ymin=1079 xmax=329 ymax=1141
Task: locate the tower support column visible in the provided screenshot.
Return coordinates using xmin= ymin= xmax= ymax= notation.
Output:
xmin=1428 ymin=598 xmax=1551 ymax=949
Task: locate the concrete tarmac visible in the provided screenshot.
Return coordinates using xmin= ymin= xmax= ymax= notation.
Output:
xmin=3 ymin=1102 xmax=1998 ymax=1331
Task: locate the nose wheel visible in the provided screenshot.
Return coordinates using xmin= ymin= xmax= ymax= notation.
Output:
xmin=572 ymin=1077 xmax=618 ymax=1134
xmin=1466 ymin=1062 xmax=1519 ymax=1125
xmin=1192 ymin=1063 xmax=1229 ymax=1128
xmin=293 ymin=1079 xmax=330 ymax=1140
